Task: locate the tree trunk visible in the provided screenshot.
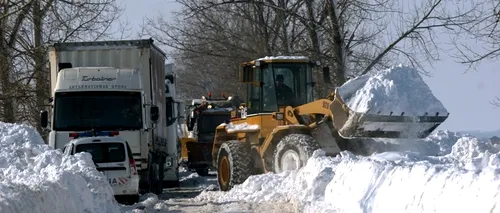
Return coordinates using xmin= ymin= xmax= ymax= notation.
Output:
xmin=305 ymin=0 xmax=324 ymax=98
xmin=326 ymin=0 xmax=346 ymax=87
xmin=0 ymin=4 xmax=15 ymax=123
xmin=34 ymin=0 xmax=48 ymax=139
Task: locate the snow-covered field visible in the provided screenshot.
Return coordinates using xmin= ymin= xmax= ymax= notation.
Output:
xmin=1 ymin=65 xmax=499 ymax=213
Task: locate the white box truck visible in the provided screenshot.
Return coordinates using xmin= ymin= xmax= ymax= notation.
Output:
xmin=39 ymin=39 xmax=179 ymax=194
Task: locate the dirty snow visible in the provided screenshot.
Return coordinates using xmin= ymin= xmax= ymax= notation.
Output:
xmin=338 ymin=65 xmax=448 ymax=116
xmin=194 ymin=130 xmax=500 ymax=213
xmin=222 ymin=122 xmax=260 ymax=134
xmin=0 ymin=122 xmax=121 ymax=213
xmin=256 ymin=56 xmax=309 ymax=61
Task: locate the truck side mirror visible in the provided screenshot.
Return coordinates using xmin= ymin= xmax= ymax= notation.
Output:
xmin=40 ymin=110 xmax=48 ymax=128
xmin=322 ymin=66 xmax=331 ymax=84
xmin=150 ymin=106 xmax=159 ymax=123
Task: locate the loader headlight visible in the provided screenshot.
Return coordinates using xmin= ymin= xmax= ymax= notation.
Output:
xmin=207 ymin=104 xmax=213 ymax=109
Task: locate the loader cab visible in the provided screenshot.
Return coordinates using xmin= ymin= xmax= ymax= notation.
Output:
xmin=239 ymin=57 xmax=317 ymax=114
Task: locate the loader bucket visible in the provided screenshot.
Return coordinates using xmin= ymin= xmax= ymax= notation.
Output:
xmin=331 ymin=90 xmax=449 ymax=139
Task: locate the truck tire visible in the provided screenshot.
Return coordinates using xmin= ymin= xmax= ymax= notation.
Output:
xmin=272 ymin=134 xmax=320 ymax=173
xmin=216 ymin=140 xmax=252 ymax=191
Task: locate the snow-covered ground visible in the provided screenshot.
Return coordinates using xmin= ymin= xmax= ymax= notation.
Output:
xmin=193 ymin=130 xmax=500 ymax=213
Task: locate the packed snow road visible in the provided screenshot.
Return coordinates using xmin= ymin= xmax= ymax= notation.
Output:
xmin=122 ymin=169 xmax=297 ymax=213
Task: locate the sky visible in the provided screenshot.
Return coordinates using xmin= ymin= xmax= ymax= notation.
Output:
xmin=117 ymin=0 xmax=500 ymax=133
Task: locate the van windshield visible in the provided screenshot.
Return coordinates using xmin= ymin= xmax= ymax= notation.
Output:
xmin=75 ymin=142 xmax=125 ymax=163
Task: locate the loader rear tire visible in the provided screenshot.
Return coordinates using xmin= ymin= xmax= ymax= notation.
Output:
xmin=216 ymin=141 xmax=252 ymax=191
xmin=273 ymin=134 xmax=320 ymax=174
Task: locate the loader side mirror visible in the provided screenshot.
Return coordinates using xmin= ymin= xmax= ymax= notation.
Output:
xmin=150 ymin=106 xmax=159 ymax=123
xmin=40 ymin=110 xmax=48 ymax=128
xmin=323 ymin=66 xmax=331 ymax=84
xmin=239 ymin=65 xmax=254 ymax=83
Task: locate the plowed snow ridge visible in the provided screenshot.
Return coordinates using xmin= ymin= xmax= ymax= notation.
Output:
xmin=194 ymin=130 xmax=500 ymax=213
xmin=0 ymin=122 xmax=121 ymax=213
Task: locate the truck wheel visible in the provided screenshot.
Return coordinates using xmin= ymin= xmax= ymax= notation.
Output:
xmin=216 ymin=140 xmax=252 ymax=191
xmin=196 ymin=168 xmax=209 ymax=176
xmin=272 ymin=134 xmax=320 ymax=173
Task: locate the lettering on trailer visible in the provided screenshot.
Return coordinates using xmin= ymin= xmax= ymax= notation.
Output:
xmin=82 ymin=76 xmax=117 ymax=82
xmin=109 ymin=177 xmax=129 ymax=186
xmin=69 ymin=85 xmax=127 ymax=89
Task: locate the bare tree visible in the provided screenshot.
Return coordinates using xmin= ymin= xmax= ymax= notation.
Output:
xmin=0 ymin=0 xmax=123 ymax=129
xmin=145 ymin=0 xmax=483 ymax=100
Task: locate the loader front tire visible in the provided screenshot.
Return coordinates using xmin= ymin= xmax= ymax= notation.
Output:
xmin=216 ymin=141 xmax=252 ymax=191
xmin=273 ymin=134 xmax=320 ymax=173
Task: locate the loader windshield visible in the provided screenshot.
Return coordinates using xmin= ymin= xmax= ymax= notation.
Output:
xmin=53 ymin=91 xmax=142 ymax=131
xmin=260 ymin=62 xmax=313 ymax=112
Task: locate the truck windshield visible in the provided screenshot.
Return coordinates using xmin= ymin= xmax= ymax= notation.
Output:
xmin=53 ymin=91 xmax=142 ymax=131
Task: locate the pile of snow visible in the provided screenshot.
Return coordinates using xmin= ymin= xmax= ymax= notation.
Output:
xmin=194 ymin=131 xmax=500 ymax=212
xmin=338 ymin=65 xmax=448 ymax=116
xmin=0 ymin=122 xmax=121 ymax=213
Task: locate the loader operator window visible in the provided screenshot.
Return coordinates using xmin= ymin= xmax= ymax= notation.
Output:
xmin=261 ymin=63 xmax=310 ymax=111
xmin=53 ymin=91 xmax=142 ymax=131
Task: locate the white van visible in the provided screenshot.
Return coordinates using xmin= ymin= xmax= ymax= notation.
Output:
xmin=62 ymin=131 xmax=140 ymax=204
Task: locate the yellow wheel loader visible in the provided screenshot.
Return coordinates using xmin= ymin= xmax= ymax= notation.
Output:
xmin=211 ymin=56 xmax=449 ymax=191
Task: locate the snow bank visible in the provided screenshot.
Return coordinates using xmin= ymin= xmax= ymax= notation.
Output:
xmin=194 ymin=131 xmax=500 ymax=213
xmin=0 ymin=122 xmax=121 ymax=213
xmin=338 ymin=65 xmax=448 ymax=116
